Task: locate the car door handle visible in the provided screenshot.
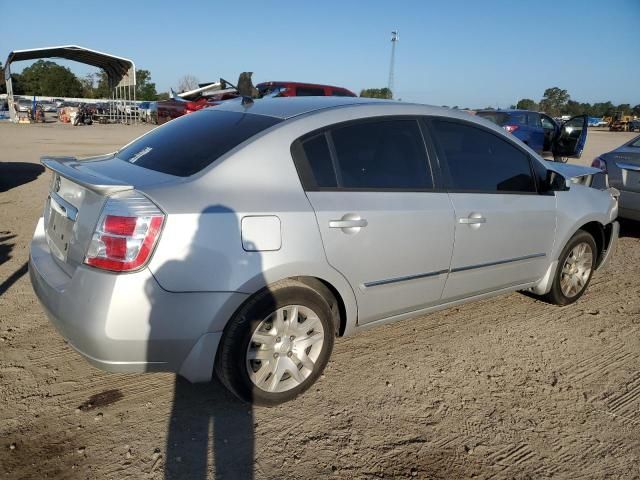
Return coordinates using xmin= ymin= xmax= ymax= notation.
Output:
xmin=459 ymin=214 xmax=486 ymax=225
xmin=329 ymin=219 xmax=368 ymax=228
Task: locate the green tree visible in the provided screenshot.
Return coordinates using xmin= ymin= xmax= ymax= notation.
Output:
xmin=135 ymin=69 xmax=157 ymax=101
xmin=516 ymin=98 xmax=537 ymax=110
xmin=79 ymin=73 xmax=97 ymax=98
xmin=360 ymin=87 xmax=392 ymax=99
xmin=591 ymin=101 xmax=615 ymax=117
xmin=539 ymin=87 xmax=570 ymax=116
xmin=18 ymin=60 xmax=83 ymax=97
xmin=156 ymin=92 xmax=170 ymax=101
xmin=90 ymin=68 xmax=157 ymax=100
xmin=633 ymin=104 xmax=640 ymax=116
xmin=616 ymin=104 xmax=631 ymax=115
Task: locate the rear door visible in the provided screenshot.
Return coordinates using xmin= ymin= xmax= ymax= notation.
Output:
xmin=540 ymin=114 xmax=558 ymax=151
xmin=426 ymin=118 xmax=556 ymax=301
xmin=552 ymin=115 xmax=588 ymax=159
xmin=292 ymin=117 xmax=455 ymax=324
xmin=526 ymin=112 xmax=545 ymax=154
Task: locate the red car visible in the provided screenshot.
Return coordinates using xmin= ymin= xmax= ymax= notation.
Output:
xmin=256 ymin=81 xmax=356 ymax=97
xmin=156 ymin=92 xmax=238 ymax=125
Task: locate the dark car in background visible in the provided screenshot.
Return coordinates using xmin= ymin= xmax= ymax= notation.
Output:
xmin=256 ymin=81 xmax=356 ymax=98
xmin=592 ymin=135 xmax=640 ymax=220
xmin=476 ymin=110 xmax=588 ymax=162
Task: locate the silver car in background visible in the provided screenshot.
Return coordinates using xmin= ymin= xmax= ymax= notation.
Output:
xmin=592 ymin=135 xmax=640 ymax=221
xmin=29 ymin=97 xmax=619 ymax=405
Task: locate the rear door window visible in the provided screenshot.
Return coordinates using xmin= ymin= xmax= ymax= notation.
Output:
xmin=541 ymin=115 xmax=556 ymax=130
xmin=430 ymin=119 xmax=536 ymax=193
xmin=508 ymin=112 xmax=527 ymax=125
xmin=117 ymin=110 xmax=281 ymax=176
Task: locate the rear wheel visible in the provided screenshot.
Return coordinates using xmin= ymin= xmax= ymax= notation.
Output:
xmin=215 ymin=280 xmax=335 ymax=406
xmin=544 ymin=230 xmax=596 ymax=305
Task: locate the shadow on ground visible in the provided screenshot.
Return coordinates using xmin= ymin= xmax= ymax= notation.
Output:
xmin=0 ymin=162 xmax=45 ymax=193
xmin=165 ymin=377 xmax=254 ymax=479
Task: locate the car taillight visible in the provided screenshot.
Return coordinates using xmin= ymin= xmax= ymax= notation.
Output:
xmin=84 ymin=191 xmax=165 ymax=272
xmin=503 ymin=125 xmax=519 ymax=133
xmin=591 ymin=157 xmax=607 ymax=173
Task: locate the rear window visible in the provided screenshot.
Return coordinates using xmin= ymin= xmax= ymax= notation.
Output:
xmin=476 ymin=112 xmax=510 ymax=126
xmin=117 ymin=110 xmax=281 ymax=176
xmin=477 ymin=111 xmax=528 ymax=126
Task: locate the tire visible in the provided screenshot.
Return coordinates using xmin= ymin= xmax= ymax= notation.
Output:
xmin=553 ymin=155 xmax=569 ymax=163
xmin=215 ymin=279 xmax=335 ymax=406
xmin=544 ymin=230 xmax=597 ymax=306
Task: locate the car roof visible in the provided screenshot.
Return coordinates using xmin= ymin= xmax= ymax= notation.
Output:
xmin=213 ymin=96 xmax=435 ymax=120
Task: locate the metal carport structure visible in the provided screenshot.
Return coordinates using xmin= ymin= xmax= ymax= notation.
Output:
xmin=4 ymin=45 xmax=136 ymax=123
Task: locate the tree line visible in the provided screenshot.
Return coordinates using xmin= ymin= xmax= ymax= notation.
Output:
xmin=515 ymin=87 xmax=640 ymax=118
xmin=0 ymin=60 xmax=160 ymax=101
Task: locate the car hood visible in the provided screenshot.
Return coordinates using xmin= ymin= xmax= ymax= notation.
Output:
xmin=545 ymin=162 xmax=600 ymax=180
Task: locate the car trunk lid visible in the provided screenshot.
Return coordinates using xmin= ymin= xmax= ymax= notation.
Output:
xmin=41 ymin=155 xmax=175 ymax=277
xmin=603 ymin=149 xmax=640 ymax=193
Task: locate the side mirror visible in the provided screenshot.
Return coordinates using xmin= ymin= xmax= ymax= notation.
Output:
xmin=543 ymin=170 xmax=570 ymax=192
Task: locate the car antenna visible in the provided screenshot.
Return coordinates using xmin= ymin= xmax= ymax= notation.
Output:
xmin=221 ymin=75 xmax=254 ymax=107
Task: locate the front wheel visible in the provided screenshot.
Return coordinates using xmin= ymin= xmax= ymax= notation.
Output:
xmin=553 ymin=155 xmax=569 ymax=163
xmin=544 ymin=230 xmax=596 ymax=306
xmin=215 ymin=280 xmax=335 ymax=405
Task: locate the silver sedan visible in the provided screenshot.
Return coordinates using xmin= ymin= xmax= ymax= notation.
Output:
xmin=29 ymin=97 xmax=619 ymax=405
xmin=592 ymin=135 xmax=640 ymax=221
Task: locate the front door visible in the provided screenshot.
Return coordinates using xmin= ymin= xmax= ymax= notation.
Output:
xmin=291 ymin=118 xmax=455 ymax=324
xmin=552 ymin=115 xmax=589 ymax=161
xmin=427 ymin=118 xmax=556 ymax=301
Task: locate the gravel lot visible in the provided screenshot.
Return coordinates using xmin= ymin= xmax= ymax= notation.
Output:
xmin=0 ymin=122 xmax=639 ymax=479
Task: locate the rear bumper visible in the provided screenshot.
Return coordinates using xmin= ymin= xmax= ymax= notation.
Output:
xmin=29 ymin=218 xmax=248 ymax=382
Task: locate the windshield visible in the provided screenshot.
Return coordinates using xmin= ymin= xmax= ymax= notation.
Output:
xmin=117 ymin=109 xmax=281 ymax=176
xmin=630 ymin=137 xmax=640 ymax=147
xmin=476 ymin=112 xmax=511 ymax=126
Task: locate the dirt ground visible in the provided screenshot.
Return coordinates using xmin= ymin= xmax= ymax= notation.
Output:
xmin=0 ymin=122 xmax=639 ymax=480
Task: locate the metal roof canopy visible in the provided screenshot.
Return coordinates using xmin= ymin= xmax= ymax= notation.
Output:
xmin=4 ymin=45 xmax=137 ymax=123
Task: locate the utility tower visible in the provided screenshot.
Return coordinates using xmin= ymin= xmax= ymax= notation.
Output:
xmin=387 ymin=30 xmax=399 ymax=99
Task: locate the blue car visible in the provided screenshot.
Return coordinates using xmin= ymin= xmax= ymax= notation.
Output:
xmin=476 ymin=110 xmax=588 ymax=162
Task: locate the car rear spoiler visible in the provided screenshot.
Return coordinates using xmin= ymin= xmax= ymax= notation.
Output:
xmin=41 ymin=156 xmax=134 ymax=195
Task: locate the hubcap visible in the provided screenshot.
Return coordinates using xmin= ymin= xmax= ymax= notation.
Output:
xmin=560 ymin=242 xmax=593 ymax=298
xmin=246 ymin=305 xmax=324 ymax=393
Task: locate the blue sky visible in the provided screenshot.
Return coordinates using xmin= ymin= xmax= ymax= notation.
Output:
xmin=1 ymin=0 xmax=638 ymax=108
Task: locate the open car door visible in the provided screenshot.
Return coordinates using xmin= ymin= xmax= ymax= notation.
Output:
xmin=552 ymin=115 xmax=588 ymax=163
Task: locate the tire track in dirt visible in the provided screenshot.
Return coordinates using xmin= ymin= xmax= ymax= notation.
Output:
xmin=561 ymin=343 xmax=638 ymax=383
xmin=605 ymin=371 xmax=640 ymax=421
